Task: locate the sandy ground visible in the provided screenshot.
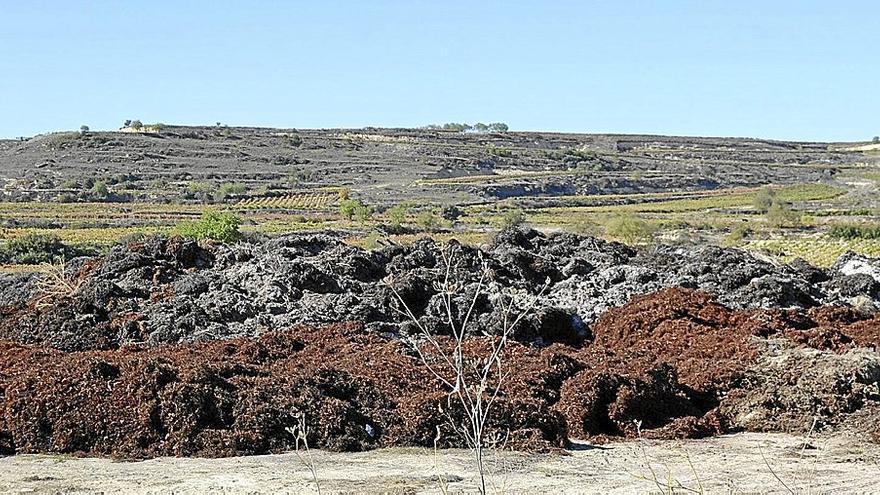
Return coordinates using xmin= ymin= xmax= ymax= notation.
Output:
xmin=0 ymin=433 xmax=878 ymax=494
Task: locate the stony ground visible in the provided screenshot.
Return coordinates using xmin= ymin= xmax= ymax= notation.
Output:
xmin=1 ymin=433 xmax=877 ymax=494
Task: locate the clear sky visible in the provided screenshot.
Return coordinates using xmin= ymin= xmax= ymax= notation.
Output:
xmin=1 ymin=0 xmax=878 ymax=141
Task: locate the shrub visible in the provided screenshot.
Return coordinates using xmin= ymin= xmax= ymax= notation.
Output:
xmin=214 ymin=183 xmax=247 ymax=202
xmin=354 ymin=203 xmax=372 ymax=222
xmin=829 ymin=223 xmax=880 ymax=240
xmin=766 ymin=201 xmax=798 ymax=228
xmin=90 ymin=181 xmax=109 ymax=200
xmin=485 ymin=144 xmax=512 ymax=157
xmin=753 ymin=187 xmax=776 ymax=213
xmin=0 ymin=233 xmax=91 ymax=264
xmin=185 ymin=181 xmax=216 ymax=200
xmin=873 ymin=136 xmax=879 ymax=144
xmin=174 ymin=210 xmax=243 ymax=243
xmin=387 ymin=203 xmax=410 ymax=227
xmin=79 ymin=125 xmax=89 ymax=134
xmin=501 ymin=209 xmax=525 ymax=228
xmin=339 ymin=199 xmax=363 ymax=220
xmin=605 ymin=214 xmax=655 ymax=245
xmin=417 ymin=210 xmax=441 ymax=231
xmin=723 ymin=224 xmax=752 ymax=247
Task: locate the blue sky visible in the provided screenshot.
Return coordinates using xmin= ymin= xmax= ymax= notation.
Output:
xmin=1 ymin=0 xmax=877 ymax=141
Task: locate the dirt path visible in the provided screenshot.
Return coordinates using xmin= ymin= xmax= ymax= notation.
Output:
xmin=1 ymin=433 xmax=878 ymax=494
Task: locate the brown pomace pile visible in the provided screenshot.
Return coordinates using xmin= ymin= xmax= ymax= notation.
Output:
xmin=1 ymin=288 xmax=878 ymax=459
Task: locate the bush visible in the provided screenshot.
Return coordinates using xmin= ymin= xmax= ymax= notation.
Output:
xmin=501 ymin=209 xmax=525 ymax=228
xmin=829 ymin=223 xmax=880 ymax=240
xmin=354 ymin=204 xmax=372 ymax=222
xmin=185 ymin=181 xmax=216 ymax=200
xmin=417 ymin=210 xmax=441 ymax=231
xmin=339 ymin=199 xmax=363 ymax=220
xmin=605 ymin=214 xmax=656 ymax=245
xmin=753 ymin=187 xmax=776 ymax=213
xmin=485 ymin=144 xmax=513 ymax=157
xmin=387 ymin=203 xmax=410 ymax=227
xmin=766 ymin=201 xmax=798 ymax=228
xmin=79 ymin=125 xmax=89 ymax=134
xmin=0 ymin=233 xmax=92 ymax=264
xmin=723 ymin=224 xmax=752 ymax=247
xmin=214 ymin=183 xmax=247 ymax=202
xmin=873 ymin=136 xmax=879 ymax=144
xmin=174 ymin=210 xmax=243 ymax=243
xmin=90 ymin=180 xmax=109 ymax=200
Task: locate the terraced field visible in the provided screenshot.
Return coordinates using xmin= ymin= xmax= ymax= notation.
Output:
xmin=0 ymin=126 xmax=878 ymax=264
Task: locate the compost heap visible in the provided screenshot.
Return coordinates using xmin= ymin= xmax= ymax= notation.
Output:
xmin=0 ymin=227 xmax=878 ymax=458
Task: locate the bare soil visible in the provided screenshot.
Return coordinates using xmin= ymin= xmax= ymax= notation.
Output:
xmin=1 ymin=433 xmax=877 ymax=494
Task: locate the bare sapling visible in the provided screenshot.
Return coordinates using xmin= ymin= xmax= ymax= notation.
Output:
xmin=385 ymin=244 xmax=548 ymax=495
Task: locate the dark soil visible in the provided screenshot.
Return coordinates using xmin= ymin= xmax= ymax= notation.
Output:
xmin=1 ymin=228 xmax=877 ymax=353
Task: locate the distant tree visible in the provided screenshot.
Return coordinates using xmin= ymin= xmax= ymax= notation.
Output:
xmin=501 ymin=209 xmax=525 ymax=228
xmin=79 ymin=125 xmax=90 ymax=134
xmin=354 ymin=203 xmax=372 ymax=222
xmin=214 ymin=183 xmax=247 ymax=201
xmin=387 ymin=203 xmax=410 ymax=227
xmin=174 ymin=210 xmax=242 ymax=243
xmin=766 ymin=201 xmax=798 ymax=228
xmin=488 ymin=122 xmax=509 ymax=132
xmin=442 ymin=123 xmax=471 ymax=132
xmin=473 ymin=123 xmax=489 ymax=132
xmin=753 ymin=187 xmax=776 ymax=213
xmin=90 ymin=180 xmax=109 ymax=200
xmin=123 ymin=119 xmax=132 ymax=127
xmin=873 ymin=136 xmax=880 ymax=144
xmin=130 ymin=120 xmax=143 ymax=131
xmin=339 ymin=199 xmax=363 ymax=220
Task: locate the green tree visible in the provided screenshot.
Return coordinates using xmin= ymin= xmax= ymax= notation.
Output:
xmin=339 ymin=199 xmax=362 ymax=220
xmin=90 ymin=180 xmax=109 ymax=200
xmin=130 ymin=120 xmax=143 ymax=131
xmin=387 ymin=203 xmax=410 ymax=227
xmin=175 ymin=210 xmax=243 ymax=243
xmin=79 ymin=125 xmax=90 ymax=134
